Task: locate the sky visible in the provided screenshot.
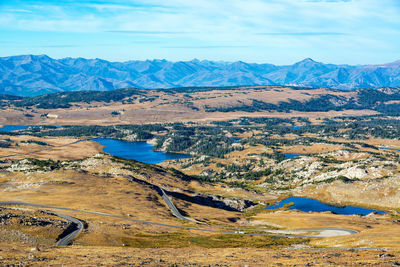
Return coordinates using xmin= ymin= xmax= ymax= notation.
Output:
xmin=0 ymin=0 xmax=400 ymax=65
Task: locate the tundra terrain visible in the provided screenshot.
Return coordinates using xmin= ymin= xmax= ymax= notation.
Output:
xmin=1 ymin=86 xmax=400 ymax=265
xmin=0 ymin=85 xmax=386 ymax=125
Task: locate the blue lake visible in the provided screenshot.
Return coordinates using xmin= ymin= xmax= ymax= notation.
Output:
xmin=284 ymin=153 xmax=301 ymax=159
xmin=266 ymin=196 xmax=385 ymax=216
xmin=380 ymin=147 xmax=400 ymax=152
xmin=0 ymin=125 xmax=28 ymax=132
xmin=290 ymin=126 xmax=301 ymax=130
xmin=93 ymin=138 xmax=191 ymax=164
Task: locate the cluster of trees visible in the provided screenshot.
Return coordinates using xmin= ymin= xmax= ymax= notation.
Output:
xmin=0 ymin=94 xmax=23 ymax=100
xmin=20 ymin=158 xmax=63 ymax=171
xmin=152 ymin=124 xmax=240 ymax=158
xmin=37 ymin=125 xmax=119 ymax=137
xmin=32 ymin=124 xmax=164 ymax=140
xmin=222 ymin=164 xmax=273 ymax=180
xmin=20 ymin=140 xmax=48 ymax=146
xmin=202 ymin=87 xmax=400 ymax=114
xmin=12 ymin=88 xmax=146 ymax=109
xmin=0 ymin=139 xmax=12 ymax=148
xmin=5 ymin=85 xmax=400 ymax=114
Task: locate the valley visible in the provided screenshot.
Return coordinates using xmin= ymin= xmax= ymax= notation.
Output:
xmin=1 ymin=86 xmax=400 ymax=265
xmin=3 ymin=0 xmax=400 ymax=264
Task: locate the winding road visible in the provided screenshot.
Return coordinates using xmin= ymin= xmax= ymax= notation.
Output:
xmin=54 ymin=212 xmax=84 ymax=246
xmin=0 ymin=139 xmax=359 ymax=243
xmin=0 ymin=201 xmax=358 ymax=246
xmin=157 ymin=186 xmax=203 ymax=224
xmin=153 ymin=184 xmax=356 ymax=237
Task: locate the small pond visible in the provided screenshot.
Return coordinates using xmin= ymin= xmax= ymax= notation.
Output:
xmin=284 ymin=153 xmax=301 ymax=159
xmin=266 ymin=196 xmax=385 ymax=216
xmin=93 ymin=138 xmax=191 ymax=164
xmin=380 ymin=147 xmax=400 ymax=152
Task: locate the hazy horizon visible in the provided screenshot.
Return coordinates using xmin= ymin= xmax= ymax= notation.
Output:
xmin=2 ymin=53 xmax=400 ymax=67
xmin=1 ymin=0 xmax=400 ymax=65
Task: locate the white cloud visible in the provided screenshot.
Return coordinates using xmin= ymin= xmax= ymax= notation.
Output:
xmin=1 ymin=0 xmax=400 ymax=63
xmin=1 ymin=0 xmax=398 ymax=36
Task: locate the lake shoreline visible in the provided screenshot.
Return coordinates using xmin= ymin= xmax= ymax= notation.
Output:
xmin=266 ymin=196 xmax=385 ymax=216
xmin=92 ymin=138 xmax=191 ymax=164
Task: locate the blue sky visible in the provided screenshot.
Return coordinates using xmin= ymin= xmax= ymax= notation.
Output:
xmin=1 ymin=0 xmax=399 ymax=64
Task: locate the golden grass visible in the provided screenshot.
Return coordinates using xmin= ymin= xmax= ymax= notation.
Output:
xmin=0 ymin=170 xmax=178 ymax=224
xmin=1 ymin=130 xmax=400 ymax=259
xmin=0 ymin=86 xmax=377 ymax=125
xmin=0 ymin=135 xmax=103 ymax=161
xmin=0 ymin=207 xmax=66 ymax=246
xmin=254 ymin=210 xmax=400 ymax=248
xmin=1 ymin=242 xmax=399 ymax=266
xmin=280 ymin=143 xmax=344 ymax=154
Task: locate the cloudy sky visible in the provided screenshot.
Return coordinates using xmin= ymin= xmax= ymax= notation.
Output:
xmin=1 ymin=0 xmax=399 ymax=64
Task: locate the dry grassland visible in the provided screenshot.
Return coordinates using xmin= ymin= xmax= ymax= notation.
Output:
xmin=0 ymin=86 xmax=377 ymax=125
xmin=0 ymin=170 xmax=185 ymax=225
xmin=279 ymin=144 xmax=344 ymax=154
xmin=1 ymin=117 xmax=400 ymax=265
xmin=0 ymin=135 xmax=103 ymax=161
xmin=1 ymin=243 xmax=399 ymax=266
xmin=254 ymin=211 xmax=400 ymax=248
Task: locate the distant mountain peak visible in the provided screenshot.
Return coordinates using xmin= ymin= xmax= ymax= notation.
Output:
xmin=294 ymin=58 xmax=318 ymax=65
xmin=302 ymin=58 xmax=315 ymax=62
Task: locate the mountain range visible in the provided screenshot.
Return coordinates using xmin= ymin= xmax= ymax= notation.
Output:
xmin=1 ymin=54 xmax=400 ymax=96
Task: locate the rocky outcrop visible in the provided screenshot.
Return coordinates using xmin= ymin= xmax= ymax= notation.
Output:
xmin=0 ymin=212 xmax=67 ymax=228
xmin=121 ymin=134 xmax=138 ymax=142
xmin=166 ymin=190 xmax=257 ymax=212
xmin=7 ymin=159 xmax=35 ymax=172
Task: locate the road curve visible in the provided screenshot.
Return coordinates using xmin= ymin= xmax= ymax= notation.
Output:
xmin=0 ymin=139 xmax=90 ymax=159
xmin=0 ymin=201 xmax=358 ymax=239
xmin=156 ymin=186 xmax=203 ymax=224
xmin=54 ymin=213 xmax=84 ymax=246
